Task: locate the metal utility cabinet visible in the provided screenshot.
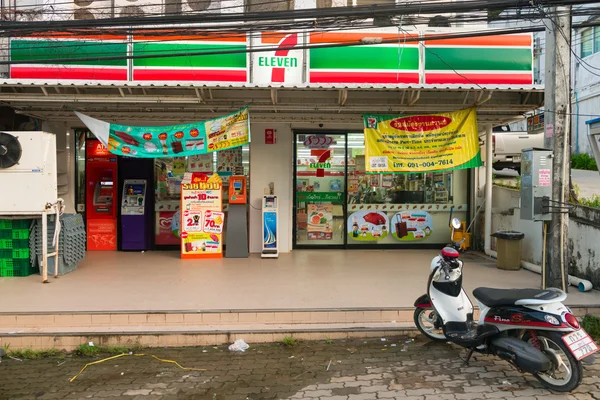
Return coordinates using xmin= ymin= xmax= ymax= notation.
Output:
xmin=520 ymin=148 xmax=553 ymax=222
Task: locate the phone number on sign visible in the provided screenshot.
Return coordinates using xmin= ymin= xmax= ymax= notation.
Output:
xmin=394 ymin=159 xmax=454 ymax=168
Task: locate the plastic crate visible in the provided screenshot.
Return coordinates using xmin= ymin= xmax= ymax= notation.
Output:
xmin=0 ymin=220 xmax=30 ymax=230
xmin=0 ymin=258 xmax=31 ymax=270
xmin=11 ymin=229 xmax=30 ymax=240
xmin=0 ymin=239 xmax=29 ymax=249
xmin=0 ymin=266 xmax=37 ymax=277
xmin=0 ymin=248 xmax=30 ymax=259
xmin=0 ymin=230 xmax=11 ymax=239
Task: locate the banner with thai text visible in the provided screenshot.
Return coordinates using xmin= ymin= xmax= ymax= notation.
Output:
xmin=364 ymin=108 xmax=481 ymax=173
xmin=75 ymin=107 xmax=250 ymax=158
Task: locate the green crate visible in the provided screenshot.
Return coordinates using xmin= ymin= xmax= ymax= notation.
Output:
xmin=0 ymin=266 xmax=36 ymax=277
xmin=0 ymin=230 xmax=11 ymax=239
xmin=0 ymin=220 xmax=30 ymax=230
xmin=11 ymin=229 xmax=30 ymax=240
xmin=0 ymin=258 xmax=30 ymax=269
xmin=0 ymin=239 xmax=29 ymax=249
xmin=0 ymin=248 xmax=30 ymax=259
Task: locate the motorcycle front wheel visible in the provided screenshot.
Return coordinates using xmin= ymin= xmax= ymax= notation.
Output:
xmin=524 ymin=331 xmax=583 ymax=393
xmin=414 ymin=307 xmax=446 ymax=342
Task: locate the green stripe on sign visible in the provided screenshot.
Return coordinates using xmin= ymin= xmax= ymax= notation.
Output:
xmin=133 ymin=43 xmax=247 ymax=68
xmin=310 ymin=46 xmax=419 ymax=70
xmin=11 ymin=40 xmax=127 ymax=66
xmin=425 ymin=48 xmax=532 ymax=71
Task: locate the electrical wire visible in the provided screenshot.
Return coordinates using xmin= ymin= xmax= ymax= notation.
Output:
xmin=69 ymin=353 xmax=206 ymax=383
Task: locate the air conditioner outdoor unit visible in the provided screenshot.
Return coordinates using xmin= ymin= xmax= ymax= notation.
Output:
xmin=114 ymin=0 xmax=164 ymax=17
xmin=0 ymin=132 xmax=58 ymax=215
xmin=73 ymin=0 xmax=113 ymax=20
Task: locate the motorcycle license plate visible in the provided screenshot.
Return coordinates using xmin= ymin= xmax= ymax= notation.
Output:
xmin=562 ymin=330 xmax=599 ymax=360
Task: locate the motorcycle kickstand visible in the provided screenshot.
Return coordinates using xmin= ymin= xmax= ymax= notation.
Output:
xmin=461 ymin=347 xmax=476 ymax=366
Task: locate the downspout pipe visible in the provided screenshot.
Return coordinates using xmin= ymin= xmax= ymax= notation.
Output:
xmin=484 ymin=124 xmax=493 ymax=255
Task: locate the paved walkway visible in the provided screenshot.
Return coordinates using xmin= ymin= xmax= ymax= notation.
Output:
xmin=1 ymin=337 xmax=598 ymax=400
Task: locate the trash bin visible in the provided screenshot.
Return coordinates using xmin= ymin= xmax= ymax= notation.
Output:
xmin=491 ymin=231 xmax=525 ymax=271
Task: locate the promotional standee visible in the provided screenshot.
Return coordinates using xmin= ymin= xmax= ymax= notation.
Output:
xmin=225 ymin=176 xmax=249 ymax=258
xmin=262 ymin=195 xmax=279 ymax=258
xmin=180 ymin=173 xmax=225 ymax=259
xmin=85 ymin=140 xmax=118 ymax=251
xmin=120 ymin=179 xmax=148 ymax=251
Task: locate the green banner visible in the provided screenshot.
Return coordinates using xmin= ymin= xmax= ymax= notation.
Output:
xmin=76 ymin=107 xmax=250 ymax=158
xmin=297 ymin=192 xmax=344 ymax=202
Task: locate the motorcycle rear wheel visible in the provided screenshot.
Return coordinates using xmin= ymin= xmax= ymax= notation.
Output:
xmin=414 ymin=307 xmax=446 ymax=342
xmin=524 ymin=331 xmax=583 ymax=393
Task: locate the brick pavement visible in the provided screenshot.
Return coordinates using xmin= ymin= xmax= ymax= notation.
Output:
xmin=0 ymin=336 xmax=598 ymax=400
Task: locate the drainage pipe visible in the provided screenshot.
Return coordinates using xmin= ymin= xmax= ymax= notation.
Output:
xmin=484 ymin=124 xmax=493 ymax=255
xmin=484 ymin=249 xmax=593 ymax=292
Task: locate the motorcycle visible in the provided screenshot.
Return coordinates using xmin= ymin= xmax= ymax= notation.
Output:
xmin=413 ymin=217 xmax=598 ymax=392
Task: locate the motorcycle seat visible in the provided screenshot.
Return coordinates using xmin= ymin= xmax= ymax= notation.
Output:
xmin=473 ymin=287 xmax=567 ymax=307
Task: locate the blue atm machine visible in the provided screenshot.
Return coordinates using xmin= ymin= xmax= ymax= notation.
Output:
xmin=120 ymin=179 xmax=148 ymax=251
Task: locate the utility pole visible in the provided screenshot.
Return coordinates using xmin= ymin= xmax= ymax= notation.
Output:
xmin=543 ymin=5 xmax=571 ymax=291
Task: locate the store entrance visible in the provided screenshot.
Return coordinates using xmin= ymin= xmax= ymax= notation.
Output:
xmin=293 ymin=132 xmax=347 ymax=248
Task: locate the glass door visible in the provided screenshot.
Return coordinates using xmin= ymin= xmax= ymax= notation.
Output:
xmin=294 ymin=133 xmax=347 ymax=247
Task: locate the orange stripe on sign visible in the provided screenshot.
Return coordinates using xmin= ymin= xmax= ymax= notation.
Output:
xmin=133 ymin=32 xmax=247 ymax=42
xmin=310 ymin=32 xmax=418 ymax=44
xmin=424 ymin=34 xmax=532 ymax=47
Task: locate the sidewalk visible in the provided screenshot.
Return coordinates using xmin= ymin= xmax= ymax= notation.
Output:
xmin=0 ymin=336 xmax=598 ymax=400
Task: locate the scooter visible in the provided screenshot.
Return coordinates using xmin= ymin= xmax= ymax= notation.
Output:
xmin=413 ymin=217 xmax=598 ymax=392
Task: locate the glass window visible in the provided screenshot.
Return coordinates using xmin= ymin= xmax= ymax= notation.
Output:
xmin=581 ymin=28 xmax=593 ymax=58
xmin=594 ymin=27 xmax=600 ymax=54
xmin=295 ymin=134 xmax=346 ymax=246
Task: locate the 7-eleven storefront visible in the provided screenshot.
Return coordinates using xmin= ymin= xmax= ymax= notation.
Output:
xmin=2 ymin=28 xmax=542 ymax=253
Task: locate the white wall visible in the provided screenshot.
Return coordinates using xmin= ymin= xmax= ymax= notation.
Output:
xmin=249 ymin=123 xmax=294 ymax=253
xmin=42 ymin=121 xmax=76 ymax=214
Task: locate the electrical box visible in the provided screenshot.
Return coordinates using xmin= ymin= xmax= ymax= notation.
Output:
xmin=520 ymin=148 xmax=553 ymax=221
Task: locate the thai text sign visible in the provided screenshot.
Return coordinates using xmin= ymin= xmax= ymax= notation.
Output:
xmin=364 ymin=108 xmax=481 ymax=173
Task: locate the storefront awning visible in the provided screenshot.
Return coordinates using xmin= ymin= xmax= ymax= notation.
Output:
xmin=0 ymin=80 xmax=543 ymax=127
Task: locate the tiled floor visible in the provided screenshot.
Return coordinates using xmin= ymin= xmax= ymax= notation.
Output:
xmin=0 ymin=250 xmax=598 ymax=313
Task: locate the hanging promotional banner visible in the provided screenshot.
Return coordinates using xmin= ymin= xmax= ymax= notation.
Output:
xmin=364 ymin=108 xmax=481 ymax=173
xmin=75 ymin=107 xmax=250 ymax=158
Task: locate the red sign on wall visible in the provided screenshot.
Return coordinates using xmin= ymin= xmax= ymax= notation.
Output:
xmin=265 ymin=129 xmax=276 ymax=144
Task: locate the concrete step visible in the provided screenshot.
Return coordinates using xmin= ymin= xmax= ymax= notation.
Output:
xmin=0 ymin=306 xmax=595 ymax=351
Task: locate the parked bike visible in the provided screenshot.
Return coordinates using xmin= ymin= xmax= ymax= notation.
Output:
xmin=413 ymin=218 xmax=598 ymax=392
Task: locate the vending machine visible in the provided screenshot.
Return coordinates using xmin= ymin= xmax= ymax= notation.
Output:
xmin=86 ymin=140 xmax=118 ymax=251
xmin=120 ymin=179 xmax=149 ymax=250
xmin=261 ymin=195 xmax=278 ymax=258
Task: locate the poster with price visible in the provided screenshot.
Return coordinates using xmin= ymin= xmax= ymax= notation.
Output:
xmin=364 ymin=108 xmax=481 ymax=173
xmin=180 ymin=173 xmax=224 ymax=259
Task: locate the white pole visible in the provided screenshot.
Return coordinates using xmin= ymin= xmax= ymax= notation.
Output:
xmin=42 ymin=211 xmax=48 ymax=283
xmin=484 ymin=124 xmax=493 ymax=255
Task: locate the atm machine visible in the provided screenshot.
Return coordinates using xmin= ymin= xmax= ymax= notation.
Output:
xmin=120 ymin=179 xmax=149 ymax=251
xmin=261 ymin=195 xmax=278 ymax=259
xmin=225 ymin=176 xmax=248 ymax=258
xmin=86 ymin=140 xmax=118 ymax=251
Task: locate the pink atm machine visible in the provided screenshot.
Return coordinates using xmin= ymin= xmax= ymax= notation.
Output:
xmin=120 ymin=179 xmax=149 ymax=251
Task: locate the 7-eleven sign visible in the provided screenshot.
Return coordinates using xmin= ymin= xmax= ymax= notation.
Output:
xmin=252 ymin=32 xmax=304 ymax=85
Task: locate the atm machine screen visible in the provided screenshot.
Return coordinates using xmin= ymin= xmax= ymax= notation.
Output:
xmin=121 ymin=180 xmax=147 ymax=215
xmin=93 ymin=180 xmax=114 ymax=211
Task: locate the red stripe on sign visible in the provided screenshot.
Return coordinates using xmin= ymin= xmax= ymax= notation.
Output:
xmin=316 ymin=149 xmax=331 ymax=178
xmin=10 ymin=67 xmax=127 ymax=80
xmin=310 ymin=71 xmax=420 ymax=84
xmin=272 ymin=33 xmax=298 ymax=83
xmin=425 ymin=73 xmax=533 ymax=85
xmin=133 ymin=69 xmax=247 ymax=82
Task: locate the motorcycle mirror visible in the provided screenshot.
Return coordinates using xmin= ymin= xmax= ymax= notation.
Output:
xmin=451 ymin=218 xmax=461 ymax=230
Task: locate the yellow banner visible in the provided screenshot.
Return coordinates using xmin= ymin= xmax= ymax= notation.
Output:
xmin=364 ymin=108 xmax=481 ymax=173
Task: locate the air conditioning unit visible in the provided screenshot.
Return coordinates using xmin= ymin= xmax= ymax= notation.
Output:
xmin=73 ymin=0 xmax=113 ymax=20
xmin=0 ymin=132 xmax=58 ymax=215
xmin=114 ymin=0 xmax=164 ymax=17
